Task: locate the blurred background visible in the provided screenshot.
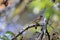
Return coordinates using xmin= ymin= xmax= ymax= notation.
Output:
xmin=0 ymin=0 xmax=60 ymax=40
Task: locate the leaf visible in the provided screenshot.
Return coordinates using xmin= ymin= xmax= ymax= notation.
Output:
xmin=1 ymin=35 xmax=9 ymax=40
xmin=44 ymin=7 xmax=54 ymax=19
xmin=28 ymin=0 xmax=41 ymax=9
xmin=5 ymin=31 xmax=15 ymax=36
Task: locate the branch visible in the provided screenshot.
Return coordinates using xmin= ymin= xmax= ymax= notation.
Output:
xmin=12 ymin=23 xmax=42 ymax=40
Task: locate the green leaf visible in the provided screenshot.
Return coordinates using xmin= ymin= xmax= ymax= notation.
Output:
xmin=44 ymin=7 xmax=54 ymax=19
xmin=1 ymin=35 xmax=9 ymax=40
xmin=28 ymin=0 xmax=41 ymax=9
xmin=5 ymin=31 xmax=15 ymax=36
